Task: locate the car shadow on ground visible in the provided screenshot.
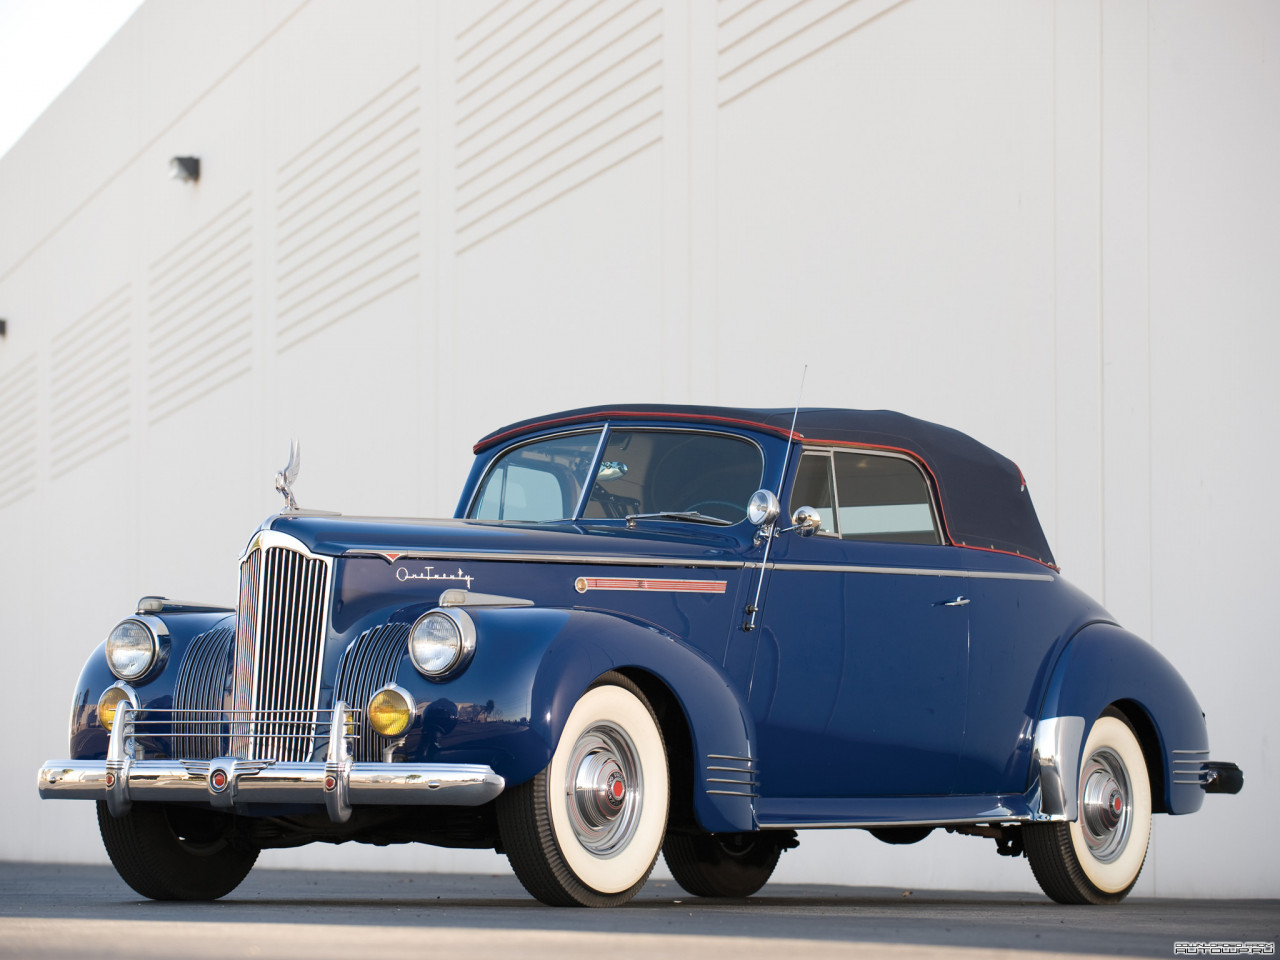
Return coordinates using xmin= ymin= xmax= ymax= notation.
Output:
xmin=3 ymin=863 xmax=1276 ymax=958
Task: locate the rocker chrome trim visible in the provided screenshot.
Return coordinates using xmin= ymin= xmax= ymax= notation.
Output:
xmin=759 ymin=816 xmax=1027 ymax=830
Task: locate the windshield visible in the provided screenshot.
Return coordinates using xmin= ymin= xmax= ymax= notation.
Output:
xmin=470 ymin=431 xmax=601 ymax=522
xmin=470 ymin=428 xmax=764 ymax=525
xmin=582 ymin=430 xmax=762 ymax=524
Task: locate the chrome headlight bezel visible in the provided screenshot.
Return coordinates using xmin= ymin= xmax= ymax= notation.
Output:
xmin=407 ymin=608 xmax=476 ymax=681
xmin=105 ymin=616 xmax=166 ymax=682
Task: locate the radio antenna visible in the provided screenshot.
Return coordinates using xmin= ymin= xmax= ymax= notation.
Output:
xmin=744 ymin=365 xmax=807 ymax=632
xmin=777 ymin=364 xmax=807 ymax=493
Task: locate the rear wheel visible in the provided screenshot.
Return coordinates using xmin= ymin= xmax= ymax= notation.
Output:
xmin=1025 ymin=713 xmax=1152 ymax=904
xmin=497 ymin=672 xmax=669 ymax=906
xmin=663 ymin=832 xmax=789 ymax=898
xmin=97 ymin=801 xmax=259 ymax=900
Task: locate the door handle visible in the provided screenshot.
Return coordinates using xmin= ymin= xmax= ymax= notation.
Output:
xmin=941 ymin=597 xmax=970 ymax=607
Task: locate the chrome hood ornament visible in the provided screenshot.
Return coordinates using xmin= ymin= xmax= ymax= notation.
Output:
xmin=274 ymin=440 xmax=300 ymax=511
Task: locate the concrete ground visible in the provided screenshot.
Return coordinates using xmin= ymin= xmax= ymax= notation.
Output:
xmin=1 ymin=863 xmax=1275 ymax=959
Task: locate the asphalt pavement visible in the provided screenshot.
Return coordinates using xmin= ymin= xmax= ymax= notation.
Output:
xmin=1 ymin=862 xmax=1275 ymax=959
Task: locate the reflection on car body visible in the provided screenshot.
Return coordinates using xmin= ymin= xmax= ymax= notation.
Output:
xmin=38 ymin=404 xmax=1242 ymax=906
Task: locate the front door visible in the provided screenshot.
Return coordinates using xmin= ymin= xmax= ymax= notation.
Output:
xmin=744 ymin=449 xmax=970 ymax=799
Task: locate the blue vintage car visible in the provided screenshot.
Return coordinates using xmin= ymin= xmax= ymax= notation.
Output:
xmin=38 ymin=405 xmax=1241 ymax=906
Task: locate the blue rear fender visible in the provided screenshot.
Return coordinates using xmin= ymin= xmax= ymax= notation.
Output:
xmin=469 ymin=606 xmax=758 ymax=834
xmin=1037 ymin=621 xmax=1208 ymax=815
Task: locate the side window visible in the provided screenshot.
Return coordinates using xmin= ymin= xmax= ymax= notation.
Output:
xmin=789 ymin=453 xmax=837 ymax=534
xmin=470 ymin=431 xmax=601 ymax=522
xmin=833 ymin=452 xmax=940 ymax=545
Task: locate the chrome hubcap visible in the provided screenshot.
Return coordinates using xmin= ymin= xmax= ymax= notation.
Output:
xmin=566 ymin=721 xmax=642 ymax=857
xmin=1080 ymin=747 xmax=1132 ymax=863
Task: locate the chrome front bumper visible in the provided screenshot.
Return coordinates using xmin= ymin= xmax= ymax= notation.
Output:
xmin=38 ymin=700 xmax=504 ymax=823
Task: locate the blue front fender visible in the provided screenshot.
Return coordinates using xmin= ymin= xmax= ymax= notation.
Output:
xmin=1038 ymin=622 xmax=1208 ymax=815
xmin=465 ymin=606 xmax=758 ymax=833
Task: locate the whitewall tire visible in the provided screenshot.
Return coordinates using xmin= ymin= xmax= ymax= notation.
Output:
xmin=497 ymin=672 xmax=669 ymax=906
xmin=1026 ymin=712 xmax=1152 ymax=904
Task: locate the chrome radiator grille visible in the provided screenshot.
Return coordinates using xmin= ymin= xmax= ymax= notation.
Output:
xmin=172 ymin=624 xmax=235 ymax=759
xmin=230 ymin=537 xmax=332 ymax=761
xmin=333 ymin=622 xmax=410 ymax=761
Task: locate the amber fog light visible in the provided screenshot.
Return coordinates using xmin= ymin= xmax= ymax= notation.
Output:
xmin=97 ymin=686 xmax=135 ymax=732
xmin=368 ymin=685 xmax=415 ymax=737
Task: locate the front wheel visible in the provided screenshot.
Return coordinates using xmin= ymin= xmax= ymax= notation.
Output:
xmin=1025 ymin=713 xmax=1152 ymax=904
xmin=663 ymin=832 xmax=790 ymax=898
xmin=497 ymin=672 xmax=669 ymax=906
xmin=97 ymin=801 xmax=259 ymax=900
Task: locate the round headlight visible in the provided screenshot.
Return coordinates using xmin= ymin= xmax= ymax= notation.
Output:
xmin=97 ymin=685 xmax=135 ymax=732
xmin=408 ymin=609 xmax=475 ymax=679
xmin=106 ymin=619 xmax=158 ymax=680
xmin=367 ymin=685 xmax=415 ymax=737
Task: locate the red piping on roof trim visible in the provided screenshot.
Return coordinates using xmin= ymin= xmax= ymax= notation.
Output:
xmin=806 ymin=437 xmax=1058 ymax=572
xmin=955 ymin=542 xmax=1060 ymax=572
xmin=474 ymin=410 xmax=800 ymax=453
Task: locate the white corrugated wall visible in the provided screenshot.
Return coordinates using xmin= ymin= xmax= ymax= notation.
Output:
xmin=0 ymin=0 xmax=1275 ymax=896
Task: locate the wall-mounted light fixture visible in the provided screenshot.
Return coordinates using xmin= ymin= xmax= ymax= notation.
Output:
xmin=169 ymin=156 xmax=200 ymax=182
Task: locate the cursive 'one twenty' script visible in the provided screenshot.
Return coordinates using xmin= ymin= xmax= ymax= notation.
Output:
xmin=396 ymin=565 xmax=475 ymax=588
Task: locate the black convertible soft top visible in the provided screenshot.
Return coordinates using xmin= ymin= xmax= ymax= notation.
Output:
xmin=476 ymin=404 xmax=1056 ymax=569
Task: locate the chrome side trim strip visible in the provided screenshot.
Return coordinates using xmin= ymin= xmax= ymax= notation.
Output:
xmin=343 ymin=555 xmax=1053 ymax=580
xmin=345 ymin=549 xmax=745 ymax=568
xmin=762 ymin=562 xmax=1055 ymax=582
xmin=706 ymin=789 xmax=758 ymax=797
xmin=574 ymin=577 xmax=728 ymax=594
xmin=1033 ymin=715 xmax=1086 ymax=821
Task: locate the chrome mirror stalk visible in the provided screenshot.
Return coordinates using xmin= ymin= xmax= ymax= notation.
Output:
xmin=784 ymin=505 xmax=822 ymax=536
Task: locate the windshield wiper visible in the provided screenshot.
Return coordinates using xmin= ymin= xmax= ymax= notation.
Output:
xmin=625 ymin=511 xmax=732 ymax=529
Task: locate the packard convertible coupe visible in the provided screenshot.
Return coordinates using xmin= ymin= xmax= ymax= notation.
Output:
xmin=38 ymin=404 xmax=1241 ymax=906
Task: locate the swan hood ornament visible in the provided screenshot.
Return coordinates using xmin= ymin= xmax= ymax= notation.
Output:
xmin=274 ymin=440 xmax=300 ymax=511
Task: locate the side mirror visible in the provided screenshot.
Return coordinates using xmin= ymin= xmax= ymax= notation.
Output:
xmin=746 ymin=489 xmax=780 ymax=527
xmin=788 ymin=506 xmax=822 ymax=536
